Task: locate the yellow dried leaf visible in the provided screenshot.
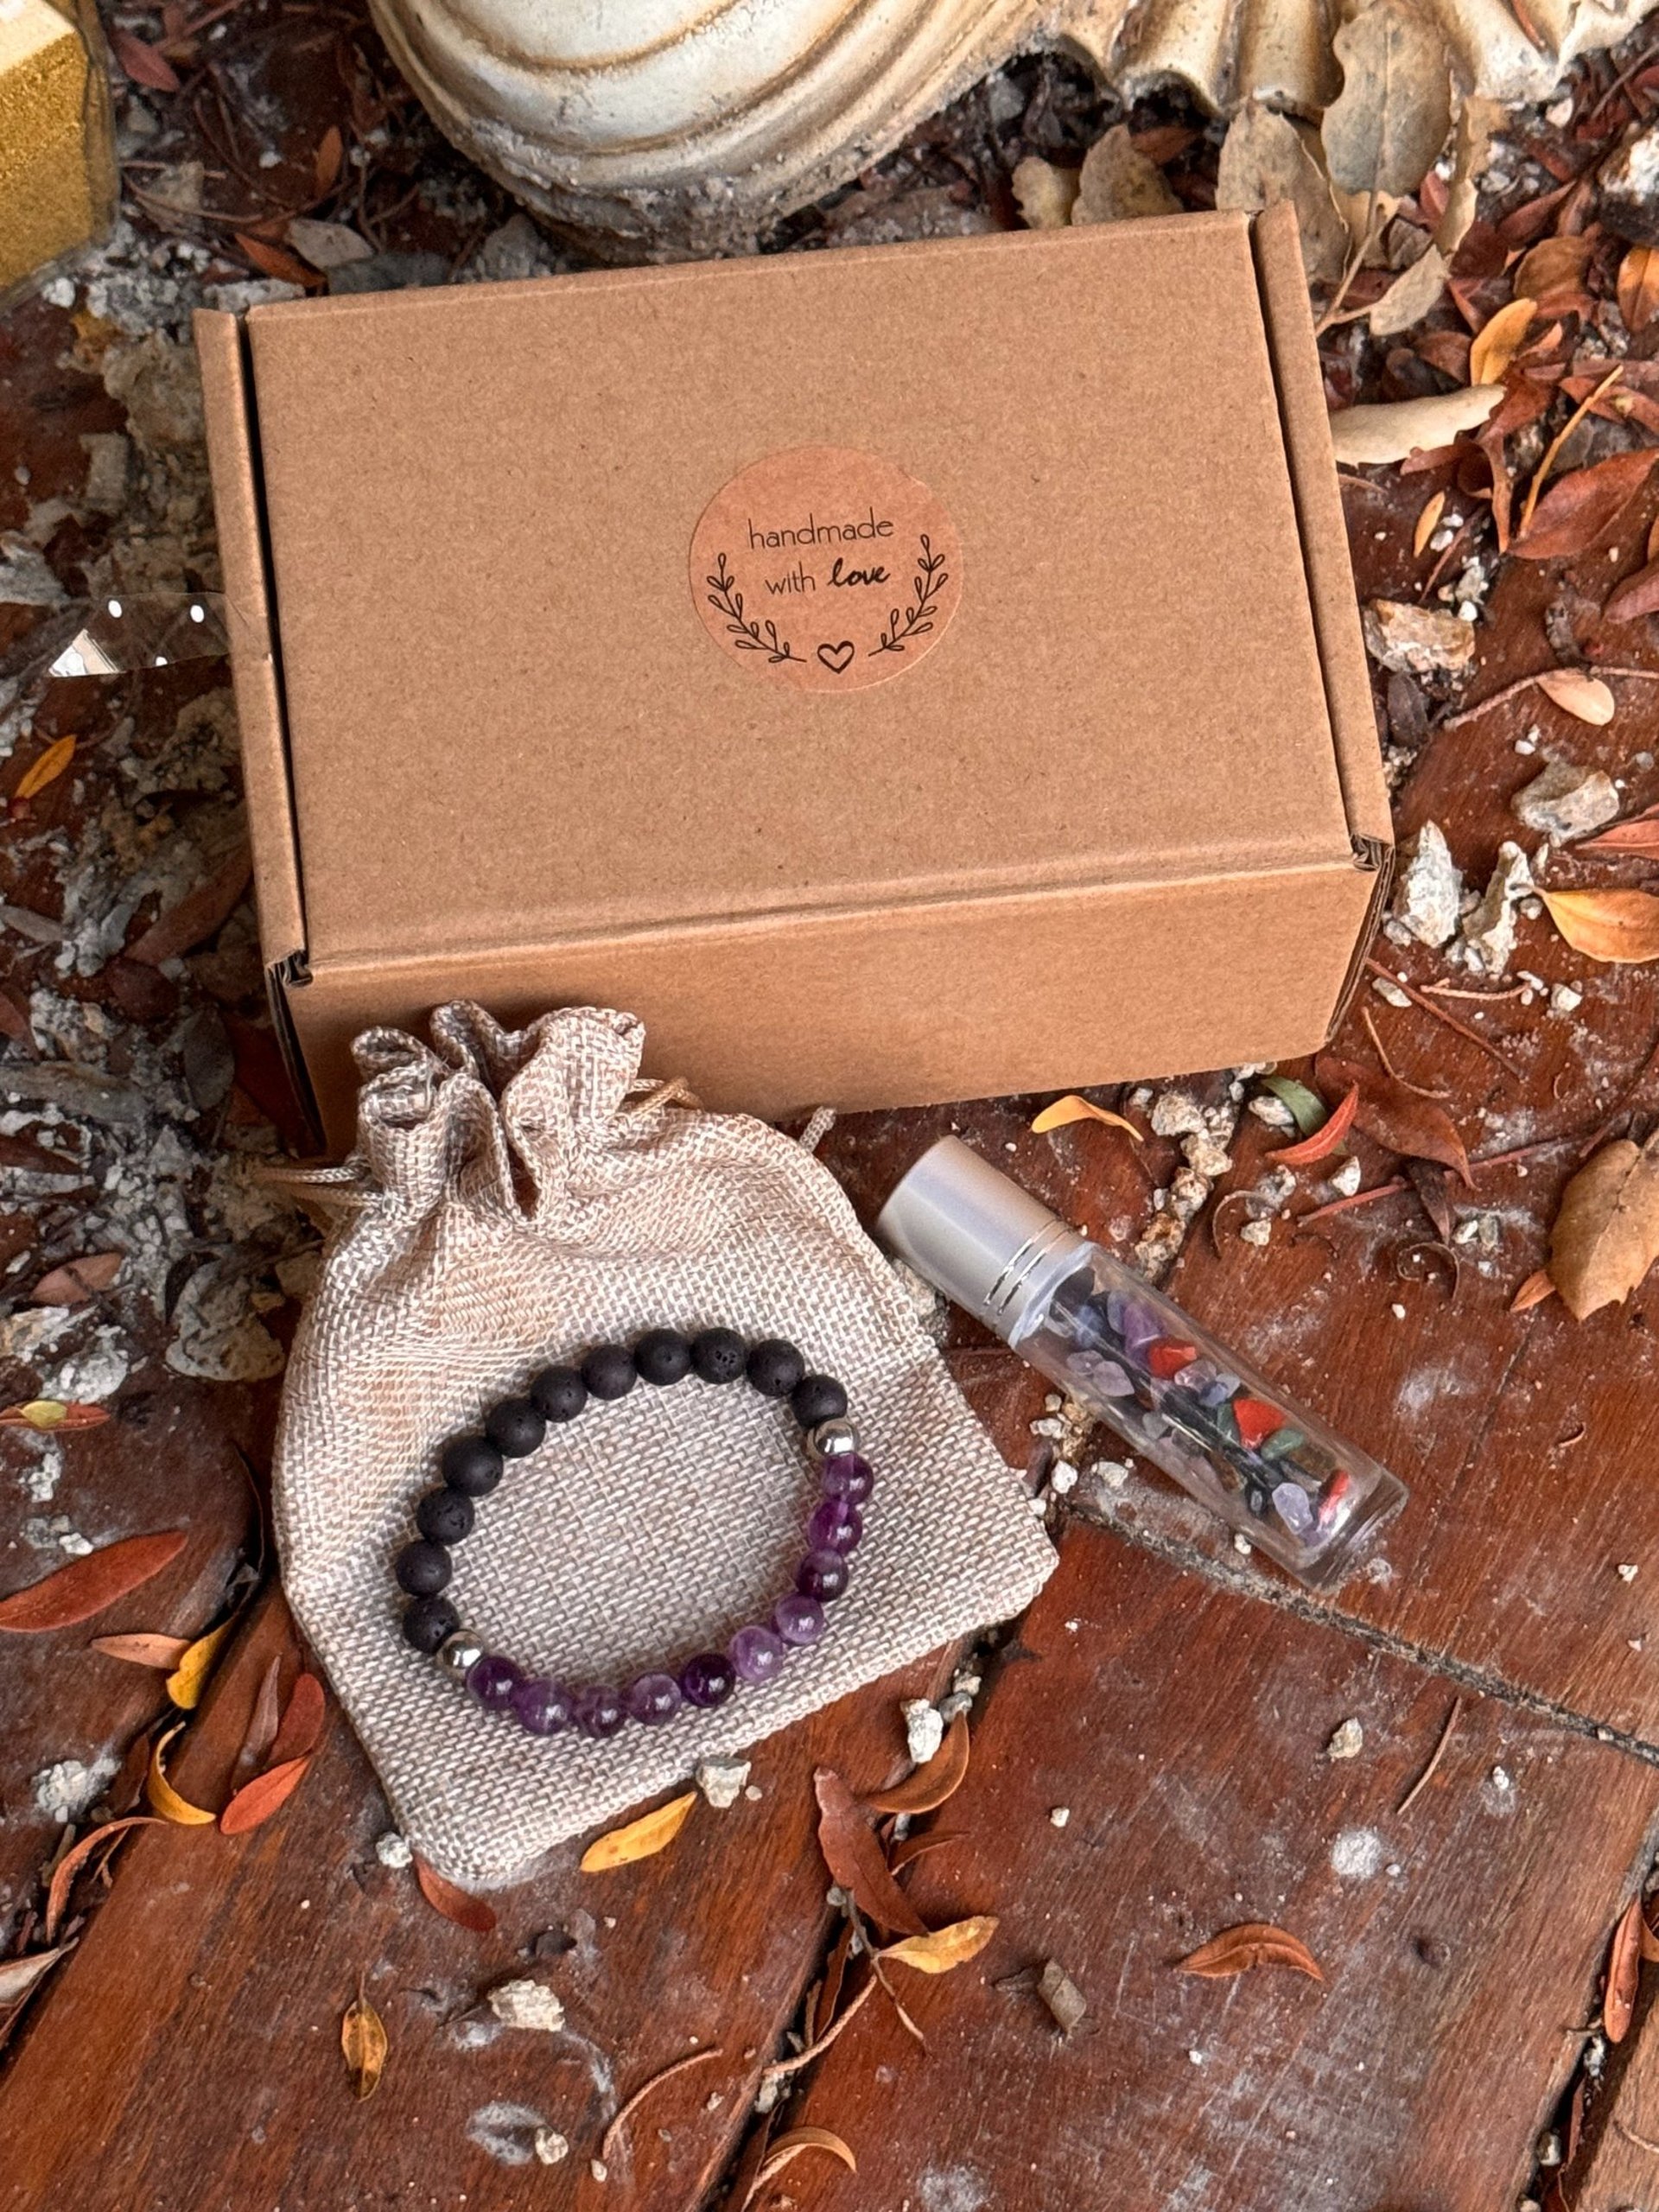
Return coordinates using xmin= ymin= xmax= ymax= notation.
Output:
xmin=1535 ymin=668 xmax=1616 ymax=726
xmin=341 ymin=1990 xmax=388 ymax=2099
xmin=1540 ymin=887 xmax=1659 ymax=965
xmin=14 ymin=735 xmax=77 ymax=803
xmin=165 ymin=1618 xmax=236 ymax=1709
xmin=1412 ymin=489 xmax=1445 ymax=557
xmin=1030 ymin=1095 xmax=1143 ymax=1141
xmin=1469 ymin=297 xmax=1536 ymax=387
xmin=1618 ymin=245 xmax=1659 ymax=335
xmin=755 ymin=2127 xmax=858 ymax=2190
xmin=880 ymin=1916 xmax=1000 ymax=1974
xmin=146 ymin=1723 xmax=217 ymax=1826
xmin=580 ymin=1789 xmax=696 ymax=1872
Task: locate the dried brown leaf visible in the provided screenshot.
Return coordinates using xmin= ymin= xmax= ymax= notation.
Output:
xmin=1579 ymin=804 xmax=1659 ymax=858
xmin=233 ymin=233 xmax=320 ymax=290
xmin=1606 ymin=561 xmax=1659 ymax=624
xmin=267 ymin=1671 xmax=326 ymax=1764
xmin=236 ymin=1656 xmax=283 ymax=1775
xmin=1469 ymin=297 xmax=1537 ymax=386
xmin=0 ymin=1529 xmax=186 ymax=1632
xmin=44 ymin=1816 xmax=156 ymax=1942
xmin=755 ymin=2127 xmax=858 ymax=2190
xmin=219 ymin=1755 xmax=313 ymax=1835
xmin=1029 ymin=1095 xmax=1142 ymax=1141
xmin=1272 ymin=1083 xmax=1358 ymax=1166
xmin=0 ymin=1947 xmax=70 ymax=2008
xmin=1642 ymin=1900 xmax=1659 ymax=1967
xmin=881 ymin=1916 xmax=998 ymax=1974
xmin=1548 ymin=1134 xmax=1659 ymax=1319
xmin=580 ymin=1789 xmax=696 ymax=1872
xmin=1177 ymin=1922 xmax=1324 ymax=1982
xmin=1321 ymin=1 xmax=1452 ymax=200
xmin=1510 ymin=1267 xmax=1557 ymax=1312
xmin=111 ymin=26 xmax=181 ymax=91
xmin=1605 ymin=1896 xmax=1643 ymax=2042
xmin=1514 ymin=236 xmax=1592 ymax=313
xmin=165 ymin=1618 xmax=236 ymax=1709
xmin=126 ymin=847 xmax=251 ymax=966
xmin=413 ymin=1855 xmax=498 ymax=1933
xmin=29 ymin=1251 xmax=122 ymax=1305
xmin=14 ymin=735 xmax=77 ymax=803
xmin=1368 ymin=245 xmax=1449 ymax=340
xmin=1618 ymin=245 xmax=1659 ymax=335
xmin=1315 ymin=1055 xmax=1471 ymax=1185
xmin=341 ymin=1989 xmax=388 ymax=2099
xmin=1215 ymin=103 xmax=1350 ymax=289
xmin=1513 ymin=451 xmax=1659 ymax=561
xmin=313 ymin=124 xmax=344 ymax=197
xmin=1540 ymin=887 xmax=1659 ymax=964
xmin=91 ymin=1630 xmax=192 ymax=1669
xmin=1404 ymin=1158 xmax=1453 ymax=1243
xmin=862 ymin=1713 xmax=971 ymax=1815
xmin=813 ymin=1769 xmax=928 ymax=1936
xmin=1535 ymin=668 xmax=1616 ymax=725
xmin=888 ymin=1828 xmax=966 ymax=1874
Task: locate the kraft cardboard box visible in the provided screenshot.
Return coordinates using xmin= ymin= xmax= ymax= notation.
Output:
xmin=194 ymin=202 xmax=1391 ymax=1154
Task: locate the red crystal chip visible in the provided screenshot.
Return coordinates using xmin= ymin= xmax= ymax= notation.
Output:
xmin=1146 ymin=1338 xmax=1198 ymax=1379
xmin=1317 ymin=1470 xmax=1353 ymax=1528
xmin=1233 ymin=1396 xmax=1286 ymax=1452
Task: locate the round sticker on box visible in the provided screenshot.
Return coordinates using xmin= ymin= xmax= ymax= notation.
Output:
xmin=690 ymin=445 xmax=962 ymax=692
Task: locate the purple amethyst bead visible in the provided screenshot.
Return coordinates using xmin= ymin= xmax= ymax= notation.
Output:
xmin=797 ymin=1548 xmax=849 ymax=1602
xmin=773 ymin=1591 xmax=826 ymax=1646
xmin=625 ymin=1671 xmax=683 ymax=1726
xmin=806 ymin=1497 xmax=862 ymax=1554
xmin=511 ymin=1676 xmax=574 ymax=1736
xmin=728 ymin=1624 xmax=785 ymax=1685
xmin=466 ymin=1653 xmax=522 ymax=1712
xmin=572 ymin=1684 xmax=626 ymax=1738
xmin=819 ymin=1452 xmax=873 ymax=1504
xmin=679 ymin=1649 xmax=735 ymax=1708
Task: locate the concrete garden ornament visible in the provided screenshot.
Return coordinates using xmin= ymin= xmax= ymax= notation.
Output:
xmin=365 ymin=0 xmax=1659 ymax=257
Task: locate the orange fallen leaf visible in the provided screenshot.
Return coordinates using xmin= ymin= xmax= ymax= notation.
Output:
xmin=90 ymin=1631 xmax=192 ymax=1669
xmin=341 ymin=1987 xmax=388 ymax=2099
xmin=147 ymin=1724 xmax=217 ymax=1826
xmin=233 ymin=232 xmax=321 ymax=290
xmin=1029 ymin=1095 xmax=1143 ymax=1142
xmin=813 ymin=1769 xmax=928 ymax=1937
xmin=1605 ymin=562 xmax=1659 ymax=625
xmin=1548 ymin=1133 xmax=1659 ymax=1320
xmin=880 ymin=1916 xmax=998 ymax=1974
xmin=1468 ymin=296 xmax=1535 ymax=385
xmin=753 ymin=2127 xmax=857 ymax=2193
xmin=1579 ymin=804 xmax=1659 ymax=858
xmin=0 ymin=1529 xmax=187 ymax=1633
xmin=1412 ymin=489 xmax=1445 ymax=557
xmin=1618 ymin=244 xmax=1659 ymax=335
xmin=861 ymin=1712 xmax=971 ymax=1816
xmin=1605 ymin=1896 xmax=1643 ymax=2042
xmin=1271 ymin=1083 xmax=1358 ymax=1166
xmin=580 ymin=1789 xmax=696 ymax=1872
xmin=267 ymin=1671 xmax=327 ymax=1764
xmin=165 ymin=1618 xmax=237 ymax=1709
xmin=29 ymin=1252 xmax=123 ymax=1306
xmin=1539 ymin=887 xmax=1659 ymax=964
xmin=13 ymin=735 xmax=77 ymax=803
xmin=44 ymin=1815 xmax=157 ymax=1942
xmin=1535 ymin=668 xmax=1615 ymax=725
xmin=220 ymin=1755 xmax=313 ymax=1835
xmin=1177 ymin=1922 xmax=1324 ymax=1982
xmin=1510 ymin=1267 xmax=1557 ymax=1312
xmin=1513 ymin=450 xmax=1659 ymax=561
xmin=1316 ymin=1055 xmax=1473 ymax=1185
xmin=413 ymin=1855 xmax=498 ymax=1934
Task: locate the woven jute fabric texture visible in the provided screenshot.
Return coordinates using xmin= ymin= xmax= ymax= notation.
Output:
xmin=274 ymin=1004 xmax=1055 ymax=1887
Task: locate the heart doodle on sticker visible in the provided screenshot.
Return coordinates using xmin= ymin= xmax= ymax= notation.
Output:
xmin=816 ymin=640 xmax=856 ymax=674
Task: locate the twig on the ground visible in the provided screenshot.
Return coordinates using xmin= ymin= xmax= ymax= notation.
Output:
xmin=1618 ymin=2117 xmax=1659 ymax=2157
xmin=1363 ymin=1006 xmax=1452 ymax=1097
xmin=759 ymin=1976 xmax=878 ymax=2086
xmin=599 ymin=2048 xmax=721 ymax=2164
xmin=1363 ymin=960 xmax=1526 ymax=1080
xmin=1397 ymin=1697 xmax=1464 ymax=1815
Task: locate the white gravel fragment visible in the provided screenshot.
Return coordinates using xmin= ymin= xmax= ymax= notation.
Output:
xmin=534 ymin=2129 xmax=569 ymax=2165
xmin=1551 ymin=982 xmax=1583 ymax=1013
xmin=902 ymin=1698 xmax=945 ymax=1765
xmin=1618 ymin=1563 xmax=1640 ymax=1583
xmin=1331 ymin=1827 xmax=1386 ymax=1880
xmin=33 ymin=1755 xmax=118 ymax=1821
xmin=1327 ymin=1158 xmax=1363 ymax=1198
xmin=487 ymin=1979 xmax=566 ymax=2033
xmin=374 ymin=1830 xmax=413 ymax=1869
xmin=695 ymin=1755 xmax=752 ymax=1809
xmin=1325 ymin=1718 xmax=1364 ymax=1761
xmin=1049 ymin=1806 xmax=1071 ymax=1828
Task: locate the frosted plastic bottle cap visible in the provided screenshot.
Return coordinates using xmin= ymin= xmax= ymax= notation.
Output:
xmin=874 ymin=1135 xmax=1089 ymax=1338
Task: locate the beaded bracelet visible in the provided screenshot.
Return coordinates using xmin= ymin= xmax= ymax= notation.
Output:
xmin=395 ymin=1329 xmax=873 ymax=1740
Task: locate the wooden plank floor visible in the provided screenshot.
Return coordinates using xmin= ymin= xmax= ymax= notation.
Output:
xmin=4 ymin=10 xmax=1659 ymax=2210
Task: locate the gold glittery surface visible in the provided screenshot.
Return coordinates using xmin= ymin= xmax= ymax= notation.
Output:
xmin=0 ymin=0 xmax=116 ymax=295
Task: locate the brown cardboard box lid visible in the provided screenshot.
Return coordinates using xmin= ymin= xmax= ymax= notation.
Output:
xmin=232 ymin=213 xmax=1372 ymax=977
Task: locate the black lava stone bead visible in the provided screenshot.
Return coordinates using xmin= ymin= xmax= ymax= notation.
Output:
xmin=530 ymin=1364 xmax=588 ymax=1422
xmin=486 ymin=1397 xmax=546 ymax=1458
xmin=396 ymin=1539 xmax=453 ymax=1596
xmin=402 ymin=1593 xmax=460 ymax=1652
xmin=791 ymin=1373 xmax=848 ymax=1427
xmin=442 ymin=1434 xmax=503 ymax=1497
xmin=747 ymin=1338 xmax=805 ymax=1398
xmin=690 ymin=1327 xmax=747 ymax=1384
xmin=582 ymin=1344 xmax=637 ymax=1401
xmin=634 ymin=1328 xmax=693 ymax=1385
xmin=416 ymin=1487 xmax=475 ymax=1545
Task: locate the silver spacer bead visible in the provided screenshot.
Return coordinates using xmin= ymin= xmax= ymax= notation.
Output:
xmin=809 ymin=1416 xmax=859 ymax=1462
xmin=437 ymin=1630 xmax=486 ymax=1681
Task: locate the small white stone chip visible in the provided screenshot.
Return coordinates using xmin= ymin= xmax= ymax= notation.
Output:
xmin=696 ymin=1756 xmax=752 ymax=1809
xmin=487 ymin=1980 xmax=566 ymax=2034
xmin=1325 ymin=1718 xmax=1364 ymax=1762
xmin=374 ymin=1830 xmax=413 ymax=1869
xmin=1050 ymin=1458 xmax=1078 ymax=1495
xmin=1619 ymin=1563 xmax=1640 ymax=1583
xmin=534 ymin=2129 xmax=569 ymax=2165
xmin=1049 ymin=1806 xmax=1071 ymax=1829
xmin=902 ymin=1698 xmax=945 ymax=1765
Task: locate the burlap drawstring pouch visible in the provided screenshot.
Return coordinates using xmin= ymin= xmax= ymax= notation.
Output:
xmin=273 ymin=1003 xmax=1055 ymax=1887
